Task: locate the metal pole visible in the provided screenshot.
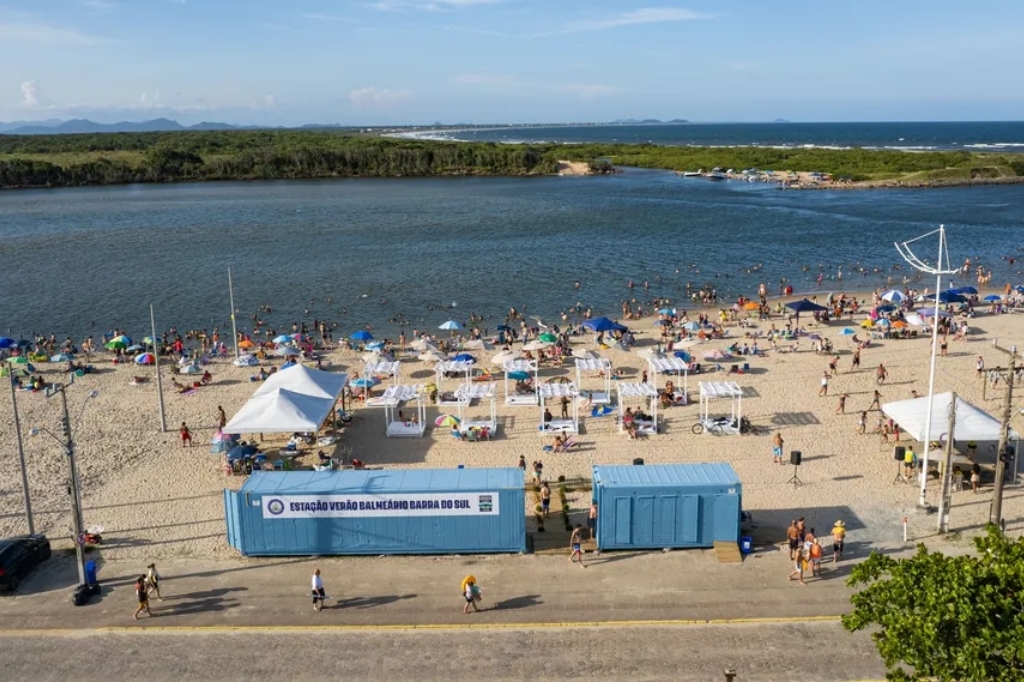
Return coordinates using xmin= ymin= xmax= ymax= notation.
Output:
xmin=150 ymin=304 xmax=167 ymax=432
xmin=228 ymin=266 xmax=240 ymax=360
xmin=990 ymin=348 xmax=1018 ymax=528
xmin=9 ymin=374 xmax=34 ymax=534
xmin=916 ymin=229 xmax=945 ymax=506
xmin=59 ymin=387 xmax=87 ymax=587
xmin=937 ymin=391 xmax=957 ymax=533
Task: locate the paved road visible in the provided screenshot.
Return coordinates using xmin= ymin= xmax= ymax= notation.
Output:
xmin=0 ymin=622 xmax=885 ymax=682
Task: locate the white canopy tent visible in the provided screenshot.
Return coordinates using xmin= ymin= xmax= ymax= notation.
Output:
xmin=616 ymin=382 xmax=660 ymax=436
xmin=503 ymin=358 xmax=539 ymax=406
xmin=699 ymin=381 xmax=744 ymax=432
xmin=382 ymin=384 xmax=427 ymax=437
xmin=575 ymin=357 xmax=613 ymax=405
xmin=454 ymin=382 xmax=498 ymax=436
xmin=252 ymin=364 xmax=348 ymax=401
xmin=538 ymin=382 xmax=580 ymax=434
xmin=222 ymin=388 xmax=337 ymax=435
xmin=882 ymin=393 xmax=1019 ymax=444
xmin=647 ymin=355 xmax=690 ymax=399
xmin=434 ymin=360 xmax=474 ymax=405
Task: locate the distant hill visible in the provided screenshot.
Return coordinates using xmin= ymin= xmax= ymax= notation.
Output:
xmin=609 ymin=118 xmax=689 ymax=125
xmin=772 ymin=118 xmax=791 ymax=123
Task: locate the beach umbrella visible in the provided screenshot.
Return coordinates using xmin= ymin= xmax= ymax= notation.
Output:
xmin=490 ymin=351 xmax=515 ymax=366
xmin=837 ymin=328 xmax=857 ymax=336
xmin=0 ymin=365 xmax=30 ymax=378
xmin=7 ymin=356 xmax=30 ymax=365
xmin=657 ymin=307 xmax=675 ymax=315
xmin=904 ymin=313 xmax=926 ymax=327
xmin=880 ymin=289 xmax=905 ymax=303
xmin=463 ymin=339 xmax=493 ymax=351
xmin=703 ymin=349 xmax=729 ymax=361
xmin=126 ymin=344 xmax=146 ymax=353
xmin=874 ymin=318 xmax=891 ymax=326
xmin=1016 ymin=286 xmax=1024 ymax=294
xmin=874 ymin=305 xmax=896 ymax=313
xmin=439 ymin=320 xmax=461 ymax=331
xmin=366 ymin=340 xmax=385 ymax=350
xmin=891 ymin=321 xmax=908 ymax=329
xmin=0 ymin=337 xmax=16 ymax=349
xmin=538 ymin=332 xmax=557 ymax=343
xmin=142 ymin=336 xmax=155 ymax=346
xmin=110 ymin=335 xmax=132 ymax=346
xmin=674 ymin=350 xmax=692 ymax=362
xmin=351 ymin=330 xmax=373 ymax=341
xmin=419 ymin=350 xmax=446 ymax=363
xmin=860 ymin=319 xmax=874 ymax=328
xmin=435 ymin=414 xmax=460 ymax=428
xmin=452 ymin=353 xmax=476 ymax=363
xmin=786 ymin=299 xmax=828 ymax=313
xmin=984 ymin=294 xmax=1002 ymax=302
xmin=105 ymin=339 xmax=128 ymax=350
xmin=351 ymin=377 xmax=379 ymax=388
xmin=411 ymin=338 xmax=437 ymax=351
xmin=742 ymin=301 xmax=760 ymax=311
xmin=681 ymin=321 xmax=700 ymax=332
xmin=951 ymin=286 xmax=978 ymax=295
xmin=238 ymin=339 xmax=255 ymax=349
xmin=273 ymin=334 xmax=293 ymax=344
xmin=50 ymin=352 xmax=75 ymax=362
xmin=508 ymin=370 xmax=530 ymax=381
xmin=134 ymin=353 xmax=155 ymax=365
xmin=918 ymin=307 xmax=952 ymax=318
xmin=523 ymin=340 xmax=551 ymax=351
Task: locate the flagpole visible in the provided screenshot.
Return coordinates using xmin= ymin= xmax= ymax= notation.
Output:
xmin=228 ymin=267 xmax=239 ymax=360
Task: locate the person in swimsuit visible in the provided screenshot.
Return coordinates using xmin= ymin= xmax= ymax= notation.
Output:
xmin=831 ymin=521 xmax=846 ymax=563
xmin=786 ymin=520 xmax=799 ymax=560
xmin=772 ymin=433 xmax=784 ymax=465
xmin=569 ymin=525 xmax=586 ymax=568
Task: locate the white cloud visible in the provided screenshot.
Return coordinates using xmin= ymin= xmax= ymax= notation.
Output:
xmin=21 ymin=81 xmax=40 ymax=107
xmin=348 ymin=87 xmax=411 ymax=108
xmin=556 ymin=8 xmax=709 ymax=35
xmin=0 ymin=20 xmax=110 ymax=46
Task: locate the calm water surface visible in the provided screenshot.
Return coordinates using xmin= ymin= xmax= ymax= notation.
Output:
xmin=1 ymin=170 xmax=1022 ymax=341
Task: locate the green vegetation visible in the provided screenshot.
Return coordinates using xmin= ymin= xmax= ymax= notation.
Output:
xmin=843 ymin=526 xmax=1024 ymax=681
xmin=0 ymin=129 xmax=1021 ymax=189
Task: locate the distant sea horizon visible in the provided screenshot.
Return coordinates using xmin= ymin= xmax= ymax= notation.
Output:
xmin=392 ymin=121 xmax=1024 ymax=153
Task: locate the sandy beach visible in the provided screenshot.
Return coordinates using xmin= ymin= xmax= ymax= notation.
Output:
xmin=2 ymin=293 xmax=1022 ymax=561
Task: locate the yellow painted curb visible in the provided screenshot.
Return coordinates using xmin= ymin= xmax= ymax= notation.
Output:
xmin=0 ymin=614 xmax=842 ymax=636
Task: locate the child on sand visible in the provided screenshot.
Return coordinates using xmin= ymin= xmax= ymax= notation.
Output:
xmin=180 ymin=422 xmax=192 ymax=447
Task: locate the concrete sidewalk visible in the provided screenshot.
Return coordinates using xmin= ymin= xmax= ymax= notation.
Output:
xmin=0 ymin=541 xmax=876 ymax=631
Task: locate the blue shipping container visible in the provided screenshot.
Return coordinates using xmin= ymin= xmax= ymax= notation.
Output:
xmin=592 ymin=463 xmax=742 ymax=550
xmin=224 ymin=468 xmax=525 ymax=556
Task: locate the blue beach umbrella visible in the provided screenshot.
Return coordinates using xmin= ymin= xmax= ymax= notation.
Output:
xmin=366 ymin=340 xmax=385 ymax=350
xmin=951 ymin=286 xmax=978 ymax=295
xmin=452 ymin=353 xmax=475 ymax=363
xmin=983 ymin=294 xmax=1002 ymax=302
xmin=1016 ymin=285 xmax=1024 ymax=294
xmin=874 ymin=318 xmax=891 ymax=326
xmin=582 ymin=317 xmax=627 ymax=333
xmin=273 ymin=334 xmax=293 ymax=344
xmin=50 ymin=352 xmax=75 ymax=362
xmin=674 ymin=351 xmax=692 ymax=362
xmin=838 ymin=328 xmax=857 ymax=336
xmin=508 ymin=371 xmax=530 ymax=381
xmin=351 ymin=330 xmax=373 ymax=341
xmin=880 ymin=289 xmax=905 ymax=303
xmin=351 ymin=377 xmax=380 ymax=388
xmin=874 ymin=305 xmax=896 ymax=313
xmin=0 ymin=337 xmax=14 ymax=349
xmin=657 ymin=308 xmax=675 ymax=315
xmin=126 ymin=344 xmax=145 ymax=352
xmin=918 ymin=307 xmax=952 ymax=318
xmin=439 ymin=320 xmax=461 ymax=331
xmin=681 ymin=321 xmax=700 ymax=332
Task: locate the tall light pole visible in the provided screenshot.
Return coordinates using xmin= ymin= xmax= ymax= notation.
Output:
xmin=7 ymin=371 xmax=34 ymax=534
xmin=228 ymin=267 xmax=240 ymax=361
xmin=895 ymin=225 xmax=959 ymax=508
xmin=30 ymin=382 xmax=99 ymax=591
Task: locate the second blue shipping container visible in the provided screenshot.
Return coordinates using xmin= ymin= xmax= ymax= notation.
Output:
xmin=592 ymin=463 xmax=742 ymax=550
xmin=224 ymin=468 xmax=525 ymax=556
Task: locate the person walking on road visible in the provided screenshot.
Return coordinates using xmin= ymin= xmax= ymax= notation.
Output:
xmin=133 ymin=575 xmax=152 ymax=620
xmin=569 ymin=525 xmax=587 ymax=568
xmin=818 ymin=371 xmax=829 ymax=397
xmin=145 ymin=563 xmax=164 ymax=601
xmin=311 ymin=568 xmax=326 ymax=612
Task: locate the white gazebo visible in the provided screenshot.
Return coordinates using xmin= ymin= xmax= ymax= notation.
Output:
xmin=382 ymin=384 xmax=427 ymax=437
xmin=454 ymin=382 xmax=498 ymax=436
xmin=698 ymin=381 xmax=744 ymax=432
xmin=616 ymin=382 xmax=660 ymax=436
xmin=434 ymin=360 xmax=474 ymax=406
xmin=538 ymin=382 xmax=580 ymax=434
xmin=647 ymin=355 xmax=690 ymax=403
xmin=503 ymin=358 xmax=539 ymax=406
xmin=575 ymin=357 xmax=613 ymax=405
xmin=364 ymin=360 xmax=401 ymax=388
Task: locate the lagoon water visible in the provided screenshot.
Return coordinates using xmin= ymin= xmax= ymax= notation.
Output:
xmin=1 ymin=169 xmax=1022 ymax=341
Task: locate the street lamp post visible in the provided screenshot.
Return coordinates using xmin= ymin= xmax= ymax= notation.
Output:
xmin=894 ymin=225 xmax=959 ymax=508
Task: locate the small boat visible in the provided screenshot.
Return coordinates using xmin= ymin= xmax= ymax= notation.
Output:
xmin=706 ymin=172 xmax=727 ymax=181
xmin=682 ymin=171 xmax=702 ymax=177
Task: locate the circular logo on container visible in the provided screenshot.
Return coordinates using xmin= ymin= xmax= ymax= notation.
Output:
xmin=266 ymin=498 xmax=285 ymax=516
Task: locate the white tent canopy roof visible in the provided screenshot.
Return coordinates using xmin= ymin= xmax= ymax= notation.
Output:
xmin=575 ymin=357 xmax=612 ymax=371
xmin=455 ymin=383 xmax=496 ymax=399
xmin=538 ymin=382 xmax=578 ymax=399
xmin=882 ymin=392 xmax=1019 ymax=442
xmin=648 ymin=356 xmax=690 ymax=373
xmin=616 ymin=382 xmax=659 ymax=398
xmin=253 ymin=364 xmax=348 ymax=401
xmin=365 ymin=360 xmax=401 ymax=376
xmin=699 ymin=381 xmax=743 ymax=399
xmin=435 ymin=360 xmax=475 ymax=373
xmin=223 ymin=388 xmax=336 ymax=434
xmin=504 ymin=358 xmax=538 ymax=372
xmin=382 ymin=384 xmax=424 ymax=402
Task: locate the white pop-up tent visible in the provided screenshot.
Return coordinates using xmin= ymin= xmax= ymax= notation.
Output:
xmin=222 ymin=388 xmax=337 ymax=435
xmin=882 ymin=393 xmax=1019 ymax=445
xmin=698 ymin=381 xmax=744 ymax=432
xmin=253 ymin=364 xmax=348 ymax=401
xmin=454 ymin=382 xmax=498 ymax=436
xmin=616 ymin=382 xmax=660 ymax=436
xmin=538 ymin=382 xmax=580 ymax=434
xmin=647 ymin=355 xmax=690 ymax=398
xmin=382 ymin=384 xmax=426 ymax=437
xmin=434 ymin=360 xmax=474 ymax=406
xmin=575 ymin=357 xmax=612 ymax=405
xmin=503 ymin=358 xmax=539 ymax=406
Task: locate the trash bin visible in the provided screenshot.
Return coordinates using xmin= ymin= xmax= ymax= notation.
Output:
xmin=740 ymin=537 xmax=753 ymax=555
xmin=85 ymin=560 xmax=97 ymax=585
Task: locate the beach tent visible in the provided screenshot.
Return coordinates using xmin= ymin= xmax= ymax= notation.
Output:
xmin=880 ymin=289 xmax=906 ymax=303
xmin=698 ymin=381 xmax=744 ymax=433
xmin=647 ymin=355 xmax=690 ymax=396
xmin=581 ymin=317 xmax=628 ymax=333
xmin=882 ymin=393 xmax=1018 ymax=444
xmin=616 ymin=382 xmax=660 ymax=436
xmin=538 ymin=382 xmax=580 ymax=435
xmin=503 ymin=358 xmax=538 ymax=406
xmin=435 ymin=360 xmax=474 ymax=405
xmin=253 ymin=364 xmax=348 ymax=402
xmin=382 ymin=384 xmax=426 ymax=437
xmin=575 ymin=356 xmax=613 ymax=405
xmin=222 ymin=388 xmax=337 ymax=435
xmin=785 ymin=299 xmax=828 ymax=314
xmin=454 ymin=382 xmax=498 ymax=435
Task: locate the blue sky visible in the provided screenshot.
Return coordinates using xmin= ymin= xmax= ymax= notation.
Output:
xmin=2 ymin=0 xmax=1023 ymax=125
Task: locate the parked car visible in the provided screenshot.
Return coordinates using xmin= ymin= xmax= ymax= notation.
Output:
xmin=0 ymin=534 xmax=51 ymax=592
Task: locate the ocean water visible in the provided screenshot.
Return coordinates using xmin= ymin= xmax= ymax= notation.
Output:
xmin=400 ymin=121 xmax=1024 ymax=153
xmin=1 ymin=170 xmax=1022 ymax=342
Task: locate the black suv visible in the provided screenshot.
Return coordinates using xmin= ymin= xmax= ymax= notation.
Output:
xmin=0 ymin=534 xmax=51 ymax=592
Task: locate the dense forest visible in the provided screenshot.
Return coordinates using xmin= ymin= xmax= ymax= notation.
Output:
xmin=1 ymin=129 xmax=1021 ymax=189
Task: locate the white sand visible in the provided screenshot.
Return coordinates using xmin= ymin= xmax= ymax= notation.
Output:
xmin=2 ymin=304 xmax=1022 ymax=559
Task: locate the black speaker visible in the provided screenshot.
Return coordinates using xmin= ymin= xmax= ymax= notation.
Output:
xmin=894 ymin=446 xmax=906 ymax=462
xmin=633 ymin=458 xmax=645 ymax=466
xmin=790 ymin=451 xmax=802 ymax=466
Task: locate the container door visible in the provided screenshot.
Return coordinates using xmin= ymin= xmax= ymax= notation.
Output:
xmin=713 ymin=495 xmax=740 ymax=543
xmin=655 ymin=496 xmax=677 ymax=545
xmin=634 ymin=496 xmax=654 ymax=545
xmin=681 ymin=495 xmax=699 ymax=544
xmin=614 ymin=497 xmax=632 ymax=546
xmin=223 ymin=489 xmax=241 ymax=552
